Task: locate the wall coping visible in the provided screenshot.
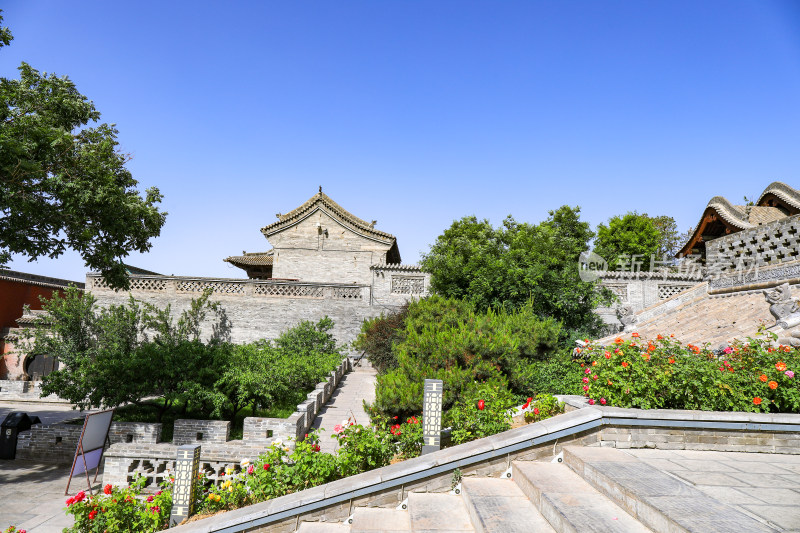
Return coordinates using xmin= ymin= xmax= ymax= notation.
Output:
xmin=170 ymin=405 xmax=800 ymax=532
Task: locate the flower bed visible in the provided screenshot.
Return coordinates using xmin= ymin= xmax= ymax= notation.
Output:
xmin=576 ymin=333 xmax=799 ymax=412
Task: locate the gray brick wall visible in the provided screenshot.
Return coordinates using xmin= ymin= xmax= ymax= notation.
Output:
xmin=707 ymin=214 xmax=800 ymax=272
xmin=173 ymin=419 xmax=230 ymax=445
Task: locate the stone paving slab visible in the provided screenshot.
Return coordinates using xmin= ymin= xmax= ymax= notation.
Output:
xmin=0 ymin=460 xmax=90 ymax=532
xmin=626 ymin=448 xmax=799 ymax=531
xmin=311 ymin=362 xmax=377 ymax=455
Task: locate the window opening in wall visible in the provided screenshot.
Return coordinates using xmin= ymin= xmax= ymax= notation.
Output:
xmin=266 ymin=429 xmax=273 ymax=438
xmin=126 ymin=434 xmax=134 ymax=443
xmin=55 ymin=436 xmax=62 ymax=444
xmin=196 ymin=432 xmax=203 ymax=441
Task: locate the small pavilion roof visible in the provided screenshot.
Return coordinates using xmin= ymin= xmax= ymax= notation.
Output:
xmin=223 ymin=251 xmax=274 ymax=269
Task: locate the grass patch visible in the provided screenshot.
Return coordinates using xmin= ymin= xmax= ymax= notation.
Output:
xmin=112 ymin=391 xmax=307 ymax=442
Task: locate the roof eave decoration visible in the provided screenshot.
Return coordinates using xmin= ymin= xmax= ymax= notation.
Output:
xmin=756 ymin=181 xmax=800 ymax=214
xmin=676 ymin=197 xmax=753 ymax=258
xmin=260 ymin=190 xmax=396 ymax=244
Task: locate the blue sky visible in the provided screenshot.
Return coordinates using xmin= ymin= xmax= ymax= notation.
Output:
xmin=3 ymin=1 xmax=800 ymax=282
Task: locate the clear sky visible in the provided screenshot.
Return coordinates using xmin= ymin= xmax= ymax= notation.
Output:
xmin=2 ymin=1 xmax=800 ymax=282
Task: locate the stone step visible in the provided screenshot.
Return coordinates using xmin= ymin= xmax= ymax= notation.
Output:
xmin=351 ymin=507 xmax=411 ymax=533
xmin=297 ymin=522 xmax=351 ymax=533
xmin=562 ymin=446 xmax=779 ymax=533
xmin=407 ymin=491 xmax=474 ymax=532
xmin=461 ymin=477 xmax=555 ymax=533
xmin=512 ymin=461 xmax=651 ymax=533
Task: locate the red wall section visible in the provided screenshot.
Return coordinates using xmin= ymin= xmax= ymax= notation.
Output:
xmin=0 ymin=279 xmax=56 ymax=329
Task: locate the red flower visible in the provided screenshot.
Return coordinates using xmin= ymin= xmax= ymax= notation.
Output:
xmin=657 ymin=334 xmax=664 ymax=340
xmin=66 ymin=497 xmax=75 ymax=506
xmin=155 ymin=491 xmax=162 ymax=496
xmin=151 ymin=505 xmax=160 ymax=514
xmin=604 ymin=351 xmax=611 ymax=359
xmin=588 ymin=399 xmax=595 ymax=405
xmin=621 ymin=362 xmax=629 ymax=368
xmin=477 ymin=400 xmax=485 ymax=410
xmin=263 ymin=463 xmax=270 ymax=471
xmin=776 ymin=362 xmax=787 ymax=371
xmin=533 ymin=407 xmax=539 ymax=415
xmin=103 ymin=484 xmax=112 ymax=495
xmin=614 ymin=337 xmax=624 ymax=345
xmin=769 ymin=381 xmax=778 ymax=390
xmin=147 ymin=495 xmax=154 ymax=502
xmin=600 ymin=398 xmax=606 ymax=405
xmin=390 ymin=424 xmax=402 ymax=435
xmin=753 ymin=397 xmax=762 ymax=405
xmin=759 ymin=374 xmax=768 ymax=382
xmin=668 ymin=358 xmax=675 ymax=364
xmin=88 ymin=510 xmax=97 ymax=520
xmin=631 ymin=332 xmax=640 ymax=338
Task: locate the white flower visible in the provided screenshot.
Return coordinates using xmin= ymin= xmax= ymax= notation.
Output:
xmin=240 ymin=459 xmax=251 ymax=467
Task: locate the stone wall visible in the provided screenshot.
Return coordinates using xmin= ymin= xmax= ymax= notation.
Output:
xmin=173 ymin=420 xmax=231 ymax=445
xmin=88 ymin=271 xmax=427 ymax=346
xmin=15 ymin=421 xmax=162 ymax=464
xmin=0 ymin=379 xmax=64 ymax=402
xmin=594 ymin=271 xmax=703 ymax=329
xmin=707 ymin=213 xmax=800 ymax=272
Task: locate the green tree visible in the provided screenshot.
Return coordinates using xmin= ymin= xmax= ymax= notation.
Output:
xmin=594 ymin=212 xmax=661 ymax=271
xmin=0 ymin=11 xmax=166 ymax=290
xmin=421 ymin=206 xmax=608 ymax=333
xmin=23 ymin=287 xmax=230 ymax=419
xmin=647 ymin=214 xmax=681 ymax=259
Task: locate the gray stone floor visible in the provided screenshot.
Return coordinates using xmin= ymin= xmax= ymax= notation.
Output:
xmin=0 ymin=459 xmax=89 ymax=532
xmin=311 ymin=360 xmax=377 ymax=454
xmin=627 ymin=448 xmax=800 ymax=531
xmin=0 ymin=400 xmax=91 ymax=425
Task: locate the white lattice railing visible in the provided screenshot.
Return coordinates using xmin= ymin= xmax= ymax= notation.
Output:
xmin=88 ymin=275 xmax=365 ymax=301
xmin=657 ymin=285 xmax=695 ymax=300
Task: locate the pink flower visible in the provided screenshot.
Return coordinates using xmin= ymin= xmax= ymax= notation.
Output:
xmin=333 ymin=424 xmax=344 ymax=434
xmin=247 ymin=465 xmax=254 ymax=475
xmin=723 ymin=346 xmax=733 ymax=354
xmin=786 ymin=370 xmax=795 ymax=379
xmin=583 ymin=385 xmax=589 ymax=391
xmin=600 ymin=398 xmax=606 ymax=405
xmin=588 ymin=399 xmax=595 ymax=405
xmin=584 ymin=368 xmax=591 ymax=374
xmin=582 ymin=377 xmax=589 ymax=383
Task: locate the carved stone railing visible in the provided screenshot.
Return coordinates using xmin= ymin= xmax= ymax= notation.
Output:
xmin=87 ymin=274 xmax=369 ymax=301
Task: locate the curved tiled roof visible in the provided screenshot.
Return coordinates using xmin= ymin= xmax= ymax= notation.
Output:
xmin=223 ymin=251 xmax=274 ymax=267
xmin=677 ymin=182 xmax=798 ymax=257
xmin=261 ymin=190 xmax=396 ymax=243
xmin=756 ymin=181 xmax=800 ymax=211
xmin=370 ymin=263 xmax=424 ymax=271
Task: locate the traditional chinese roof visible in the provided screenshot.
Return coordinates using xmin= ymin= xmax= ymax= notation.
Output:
xmin=677 ymin=182 xmax=799 ymax=257
xmin=261 ymin=189 xmax=397 ymax=244
xmin=223 ymin=251 xmax=274 ymax=268
xmin=0 ymin=269 xmax=84 ymax=290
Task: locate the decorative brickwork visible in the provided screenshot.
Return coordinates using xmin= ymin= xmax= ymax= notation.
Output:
xmin=390 ymin=276 xmax=425 ymax=294
xmin=707 ymin=214 xmax=800 ymax=273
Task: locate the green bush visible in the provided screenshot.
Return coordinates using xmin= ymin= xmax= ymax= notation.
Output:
xmin=352 ymin=305 xmax=408 ymax=373
xmin=446 ymin=381 xmax=515 ymax=445
xmin=370 ymin=296 xmax=562 ymax=421
xmin=63 ymin=478 xmax=173 ymax=532
xmin=579 ymin=334 xmax=800 ymax=412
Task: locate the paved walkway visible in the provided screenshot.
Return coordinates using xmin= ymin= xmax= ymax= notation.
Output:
xmin=628 ymin=448 xmax=800 ymax=531
xmin=311 ymin=359 xmax=377 ymax=454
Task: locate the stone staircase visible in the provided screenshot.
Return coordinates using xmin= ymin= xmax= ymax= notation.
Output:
xmin=297 ymin=446 xmax=780 ymax=533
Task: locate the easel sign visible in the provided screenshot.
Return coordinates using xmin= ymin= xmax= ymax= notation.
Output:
xmin=66 ymin=409 xmax=114 ymax=496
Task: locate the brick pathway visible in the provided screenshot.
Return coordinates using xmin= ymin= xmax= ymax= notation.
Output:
xmin=311 ymin=359 xmax=377 ymax=454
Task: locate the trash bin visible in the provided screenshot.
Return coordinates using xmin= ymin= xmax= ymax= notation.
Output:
xmin=0 ymin=412 xmax=40 ymax=460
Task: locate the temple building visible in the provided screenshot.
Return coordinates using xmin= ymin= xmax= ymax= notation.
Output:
xmin=224 ymin=188 xmax=403 ymax=285
xmin=87 ymin=189 xmax=429 ymax=345
xmin=677 ymin=181 xmax=800 ymax=260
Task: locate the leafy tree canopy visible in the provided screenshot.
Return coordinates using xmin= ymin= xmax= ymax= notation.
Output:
xmin=0 ymin=11 xmax=166 ymax=289
xmin=420 ymin=205 xmax=609 ymax=333
xmin=593 ymin=212 xmax=662 ymax=271
xmin=647 ymin=214 xmax=681 ymax=259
